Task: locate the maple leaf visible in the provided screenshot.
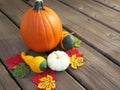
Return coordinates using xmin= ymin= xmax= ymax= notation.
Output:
xmin=66 ymin=48 xmax=84 ymax=57
xmin=13 ymin=63 xmax=30 ymax=77
xmin=32 ymin=71 xmax=57 ymax=90
xmin=6 ymin=54 xmax=25 ymax=70
xmin=70 ymin=55 xmax=84 ymax=69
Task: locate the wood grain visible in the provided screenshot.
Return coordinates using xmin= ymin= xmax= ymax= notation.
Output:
xmin=0 ymin=0 xmax=30 ymax=26
xmin=1 ymin=0 xmax=120 ymax=65
xmin=0 ymin=0 xmax=120 ymax=90
xmin=0 ymin=62 xmax=21 ymax=90
xmin=47 ymin=0 xmax=120 ymax=65
xmin=0 ymin=84 xmax=4 ymax=90
xmin=29 ymin=0 xmax=120 ymax=89
xmin=0 ymin=11 xmax=85 ymax=90
xmin=58 ymin=0 xmax=120 ymax=33
xmin=31 ymin=0 xmax=120 ymax=66
xmin=93 ymin=0 xmax=120 ymax=11
xmin=67 ymin=42 xmax=120 ymax=90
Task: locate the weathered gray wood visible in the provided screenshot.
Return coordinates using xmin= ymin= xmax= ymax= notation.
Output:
xmin=1 ymin=0 xmax=120 ymax=65
xmin=0 ymin=62 xmax=21 ymax=90
xmin=93 ymin=0 xmax=120 ymax=11
xmin=29 ymin=0 xmax=120 ymax=65
xmin=45 ymin=0 xmax=120 ymax=65
xmin=0 ymin=84 xmax=4 ymax=90
xmin=0 ymin=0 xmax=120 ymax=90
xmin=67 ymin=43 xmax=120 ymax=90
xmin=0 ymin=0 xmax=30 ymax=26
xmin=0 ymin=11 xmax=85 ymax=90
xmin=58 ymin=0 xmax=120 ymax=33
xmin=29 ymin=0 xmax=120 ymax=89
xmin=57 ymin=72 xmax=85 ymax=90
xmin=0 ymin=11 xmax=35 ymax=90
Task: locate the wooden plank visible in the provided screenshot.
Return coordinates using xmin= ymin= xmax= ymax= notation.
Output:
xmin=45 ymin=0 xmax=120 ymax=65
xmin=1 ymin=0 xmax=120 ymax=65
xmin=56 ymin=72 xmax=85 ymax=90
xmin=28 ymin=0 xmax=120 ymax=89
xmin=0 ymin=11 xmax=34 ymax=90
xmin=0 ymin=84 xmax=4 ymax=90
xmin=0 ymin=0 xmax=120 ymax=89
xmin=0 ymin=62 xmax=21 ymax=90
xmin=93 ymin=0 xmax=120 ymax=11
xmin=0 ymin=0 xmax=30 ymax=26
xmin=0 ymin=11 xmax=85 ymax=90
xmin=58 ymin=0 xmax=120 ymax=33
xmin=67 ymin=43 xmax=120 ymax=90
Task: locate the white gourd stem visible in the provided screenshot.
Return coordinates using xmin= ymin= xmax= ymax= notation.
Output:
xmin=71 ymin=32 xmax=75 ymax=35
xmin=54 ymin=52 xmax=59 ymax=59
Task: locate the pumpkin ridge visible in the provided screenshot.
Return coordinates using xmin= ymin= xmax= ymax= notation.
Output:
xmin=36 ymin=12 xmax=41 ymax=49
xmin=44 ymin=11 xmax=56 ymax=46
xmin=29 ymin=11 xmax=39 ymax=50
xmin=45 ymin=7 xmax=62 ymax=44
xmin=21 ymin=9 xmax=35 ymax=48
xmin=46 ymin=7 xmax=62 ymax=31
xmin=37 ymin=11 xmax=48 ymax=52
xmin=40 ymin=11 xmax=50 ymax=51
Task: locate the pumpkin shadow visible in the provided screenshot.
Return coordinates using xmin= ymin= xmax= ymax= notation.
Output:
xmin=26 ymin=44 xmax=64 ymax=57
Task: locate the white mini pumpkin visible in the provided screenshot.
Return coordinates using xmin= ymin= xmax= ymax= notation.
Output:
xmin=47 ymin=50 xmax=70 ymax=71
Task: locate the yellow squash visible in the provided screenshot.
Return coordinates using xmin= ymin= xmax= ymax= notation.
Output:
xmin=21 ymin=51 xmax=47 ymax=73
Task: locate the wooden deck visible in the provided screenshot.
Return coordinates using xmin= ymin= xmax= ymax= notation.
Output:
xmin=0 ymin=0 xmax=120 ymax=90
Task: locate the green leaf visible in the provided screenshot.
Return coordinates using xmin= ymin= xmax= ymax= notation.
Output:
xmin=13 ymin=63 xmax=30 ymax=77
xmin=73 ymin=36 xmax=81 ymax=48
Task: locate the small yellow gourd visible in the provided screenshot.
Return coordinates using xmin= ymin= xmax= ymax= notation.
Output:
xmin=21 ymin=52 xmax=47 ymax=73
xmin=60 ymin=31 xmax=81 ymax=50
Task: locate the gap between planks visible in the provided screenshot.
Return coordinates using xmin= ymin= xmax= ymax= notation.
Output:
xmin=57 ymin=0 xmax=120 ymax=33
xmin=0 ymin=60 xmax=21 ymax=90
xmin=93 ymin=0 xmax=120 ymax=12
xmin=2 ymin=0 xmax=119 ymax=65
xmin=0 ymin=0 xmax=120 ymax=89
xmin=0 ymin=10 xmax=85 ymax=90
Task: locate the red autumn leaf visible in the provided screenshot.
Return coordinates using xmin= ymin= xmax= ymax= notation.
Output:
xmin=37 ymin=88 xmax=44 ymax=90
xmin=32 ymin=71 xmax=57 ymax=85
xmin=6 ymin=54 xmax=25 ymax=70
xmin=32 ymin=75 xmax=42 ymax=84
xmin=66 ymin=48 xmax=84 ymax=57
xmin=41 ymin=71 xmax=57 ymax=81
xmin=49 ymin=71 xmax=57 ymax=81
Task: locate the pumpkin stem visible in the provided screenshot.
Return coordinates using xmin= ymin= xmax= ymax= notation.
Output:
xmin=34 ymin=0 xmax=45 ymax=11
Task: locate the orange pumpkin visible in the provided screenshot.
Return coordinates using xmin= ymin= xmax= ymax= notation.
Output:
xmin=20 ymin=0 xmax=62 ymax=52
